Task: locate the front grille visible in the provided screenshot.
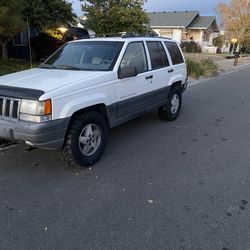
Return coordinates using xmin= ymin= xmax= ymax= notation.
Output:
xmin=0 ymin=96 xmax=20 ymax=120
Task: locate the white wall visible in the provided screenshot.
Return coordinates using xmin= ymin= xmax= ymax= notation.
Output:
xmin=172 ymin=29 xmax=182 ymax=42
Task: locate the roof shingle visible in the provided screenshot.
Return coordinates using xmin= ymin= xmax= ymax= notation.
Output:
xmin=148 ymin=11 xmax=199 ymax=28
xmin=188 ymin=16 xmax=216 ymax=29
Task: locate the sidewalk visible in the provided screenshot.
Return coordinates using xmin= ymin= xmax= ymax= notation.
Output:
xmin=215 ymin=56 xmax=250 ymax=73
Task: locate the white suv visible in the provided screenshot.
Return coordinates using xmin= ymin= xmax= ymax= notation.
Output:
xmin=0 ymin=36 xmax=187 ymax=167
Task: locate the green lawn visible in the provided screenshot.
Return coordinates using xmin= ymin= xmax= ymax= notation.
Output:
xmin=0 ymin=60 xmax=39 ymax=77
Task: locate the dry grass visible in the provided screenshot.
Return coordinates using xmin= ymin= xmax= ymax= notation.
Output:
xmin=186 ymin=57 xmax=218 ymax=79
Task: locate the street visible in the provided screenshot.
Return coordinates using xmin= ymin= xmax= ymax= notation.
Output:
xmin=1 ymin=67 xmax=250 ymax=250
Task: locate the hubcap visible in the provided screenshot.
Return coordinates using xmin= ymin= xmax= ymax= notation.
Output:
xmin=78 ymin=124 xmax=101 ymax=156
xmin=171 ymin=94 xmax=180 ymax=114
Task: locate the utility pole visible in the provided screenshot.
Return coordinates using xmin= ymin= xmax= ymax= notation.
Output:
xmin=26 ymin=17 xmax=33 ymax=68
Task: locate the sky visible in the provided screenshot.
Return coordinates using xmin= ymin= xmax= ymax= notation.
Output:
xmin=68 ymin=0 xmax=230 ymax=16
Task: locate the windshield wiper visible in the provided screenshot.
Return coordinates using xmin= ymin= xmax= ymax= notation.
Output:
xmin=54 ymin=64 xmax=82 ymax=71
xmin=39 ymin=64 xmax=56 ymax=69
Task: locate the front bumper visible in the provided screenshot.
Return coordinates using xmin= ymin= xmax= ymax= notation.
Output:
xmin=0 ymin=117 xmax=70 ymax=149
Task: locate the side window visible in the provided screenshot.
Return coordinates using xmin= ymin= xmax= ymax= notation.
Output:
xmin=164 ymin=41 xmax=184 ymax=65
xmin=120 ymin=42 xmax=148 ymax=74
xmin=146 ymin=41 xmax=169 ymax=70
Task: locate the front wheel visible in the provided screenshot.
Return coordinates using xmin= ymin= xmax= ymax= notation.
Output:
xmin=61 ymin=111 xmax=108 ymax=168
xmin=158 ymin=86 xmax=182 ymax=121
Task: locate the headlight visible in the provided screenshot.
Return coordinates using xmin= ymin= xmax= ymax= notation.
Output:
xmin=20 ymin=99 xmax=52 ymax=123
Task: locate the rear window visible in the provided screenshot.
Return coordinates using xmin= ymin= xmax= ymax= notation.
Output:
xmin=164 ymin=41 xmax=184 ymax=65
xmin=146 ymin=41 xmax=169 ymax=70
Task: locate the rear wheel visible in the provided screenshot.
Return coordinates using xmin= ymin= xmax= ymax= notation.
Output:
xmin=158 ymin=85 xmax=182 ymax=121
xmin=61 ymin=111 xmax=108 ymax=168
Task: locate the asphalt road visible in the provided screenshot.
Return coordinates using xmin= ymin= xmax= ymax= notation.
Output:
xmin=1 ymin=67 xmax=250 ymax=250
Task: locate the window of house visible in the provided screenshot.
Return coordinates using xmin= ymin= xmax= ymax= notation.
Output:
xmin=164 ymin=41 xmax=184 ymax=65
xmin=203 ymin=33 xmax=210 ymax=42
xmin=13 ymin=31 xmax=29 ymax=46
xmin=13 ymin=28 xmax=38 ymax=46
xmin=146 ymin=41 xmax=169 ymax=70
xmin=120 ymin=42 xmax=148 ymax=74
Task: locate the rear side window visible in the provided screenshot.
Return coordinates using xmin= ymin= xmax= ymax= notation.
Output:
xmin=146 ymin=41 xmax=169 ymax=70
xmin=164 ymin=41 xmax=184 ymax=65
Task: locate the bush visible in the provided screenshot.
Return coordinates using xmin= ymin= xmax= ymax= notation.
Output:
xmin=181 ymin=41 xmax=202 ymax=53
xmin=201 ymin=59 xmax=218 ymax=76
xmin=30 ymin=32 xmax=64 ymax=61
xmin=213 ymin=35 xmax=225 ymax=49
xmin=186 ymin=58 xmax=218 ymax=79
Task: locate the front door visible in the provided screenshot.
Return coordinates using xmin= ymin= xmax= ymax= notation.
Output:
xmin=115 ymin=42 xmax=154 ymax=119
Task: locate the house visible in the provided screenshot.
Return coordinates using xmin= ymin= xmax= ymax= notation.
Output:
xmin=7 ymin=28 xmax=38 ymax=60
xmin=148 ymin=11 xmax=219 ymax=53
xmin=5 ymin=18 xmax=94 ymax=61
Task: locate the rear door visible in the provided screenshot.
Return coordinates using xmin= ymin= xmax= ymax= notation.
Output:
xmin=145 ymin=41 xmax=172 ymax=105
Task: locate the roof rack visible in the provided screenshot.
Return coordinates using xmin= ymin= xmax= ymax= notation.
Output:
xmin=157 ymin=36 xmax=173 ymax=40
xmin=94 ymin=32 xmax=159 ymax=39
xmin=122 ymin=33 xmax=160 ymax=38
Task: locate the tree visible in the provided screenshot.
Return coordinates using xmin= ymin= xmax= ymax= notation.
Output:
xmin=81 ymin=0 xmax=149 ymax=35
xmin=213 ymin=35 xmax=225 ymax=48
xmin=23 ymin=0 xmax=76 ymax=31
xmin=0 ymin=0 xmax=25 ymax=60
xmin=0 ymin=0 xmax=75 ymax=60
xmin=218 ymin=0 xmax=250 ymax=50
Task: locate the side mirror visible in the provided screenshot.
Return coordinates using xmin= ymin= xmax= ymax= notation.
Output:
xmin=118 ymin=66 xmax=137 ymax=79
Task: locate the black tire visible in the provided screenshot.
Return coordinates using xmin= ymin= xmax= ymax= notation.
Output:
xmin=60 ymin=111 xmax=108 ymax=168
xmin=158 ymin=85 xmax=182 ymax=121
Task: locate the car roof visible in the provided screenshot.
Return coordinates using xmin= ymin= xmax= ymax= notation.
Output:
xmin=70 ymin=36 xmax=178 ymax=43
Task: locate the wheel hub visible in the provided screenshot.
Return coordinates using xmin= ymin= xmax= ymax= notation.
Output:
xmin=171 ymin=94 xmax=179 ymax=114
xmin=78 ymin=124 xmax=101 ymax=156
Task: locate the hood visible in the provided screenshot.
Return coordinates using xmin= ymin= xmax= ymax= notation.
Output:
xmin=0 ymin=68 xmax=112 ymax=93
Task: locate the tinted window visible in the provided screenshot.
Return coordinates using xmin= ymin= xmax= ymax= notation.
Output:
xmin=120 ymin=42 xmax=148 ymax=74
xmin=164 ymin=41 xmax=184 ymax=65
xmin=147 ymin=41 xmax=169 ymax=70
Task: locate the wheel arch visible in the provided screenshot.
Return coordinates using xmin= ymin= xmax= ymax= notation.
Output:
xmin=170 ymin=81 xmax=182 ymax=91
xmin=65 ymin=104 xmax=111 ymax=137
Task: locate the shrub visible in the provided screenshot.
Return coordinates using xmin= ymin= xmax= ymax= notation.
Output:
xmin=186 ymin=58 xmax=218 ymax=79
xmin=213 ymin=35 xmax=225 ymax=49
xmin=181 ymin=41 xmax=202 ymax=53
xmin=200 ymin=59 xmax=218 ymax=77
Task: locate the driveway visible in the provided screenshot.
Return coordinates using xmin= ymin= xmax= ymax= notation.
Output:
xmin=1 ymin=67 xmax=250 ymax=249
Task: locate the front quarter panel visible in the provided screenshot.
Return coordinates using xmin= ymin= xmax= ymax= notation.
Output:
xmin=51 ymin=74 xmax=117 ymax=120
xmin=54 ymin=92 xmax=111 ymax=119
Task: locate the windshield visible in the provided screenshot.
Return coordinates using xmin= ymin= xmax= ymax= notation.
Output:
xmin=41 ymin=41 xmax=124 ymax=71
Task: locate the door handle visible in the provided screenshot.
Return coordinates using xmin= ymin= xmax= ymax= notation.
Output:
xmin=145 ymin=75 xmax=153 ymax=80
xmin=168 ymin=69 xmax=174 ymax=73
